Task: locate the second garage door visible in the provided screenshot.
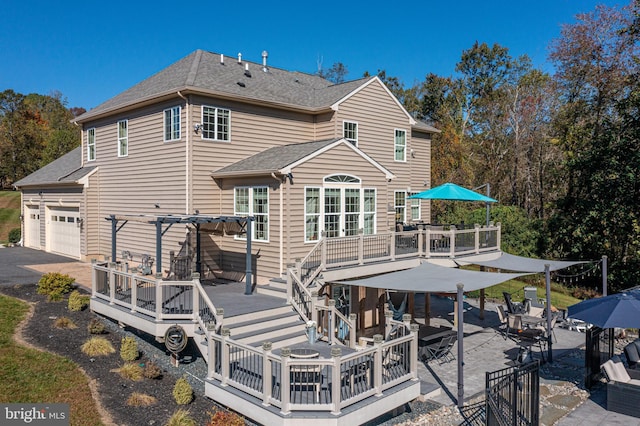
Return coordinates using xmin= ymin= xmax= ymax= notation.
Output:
xmin=48 ymin=207 xmax=80 ymax=258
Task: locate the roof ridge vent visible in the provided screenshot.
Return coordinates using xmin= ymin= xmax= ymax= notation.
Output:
xmin=237 ymin=53 xmax=242 ymax=64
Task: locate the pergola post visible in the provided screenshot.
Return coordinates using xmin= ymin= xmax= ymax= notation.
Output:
xmin=156 ymin=220 xmax=163 ymax=275
xmin=245 ymin=217 xmax=253 ymax=295
xmin=602 ymin=255 xmax=608 ymax=297
xmin=456 ymin=283 xmax=464 ymax=409
xmin=110 ymin=214 xmax=117 ymax=262
xmin=545 ymin=264 xmax=552 ymax=363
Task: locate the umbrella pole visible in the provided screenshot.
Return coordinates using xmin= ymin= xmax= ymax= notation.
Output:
xmin=602 ymin=255 xmax=608 ymax=297
xmin=545 ymin=264 xmax=552 ymax=363
xmin=457 ymin=283 xmax=464 ymax=409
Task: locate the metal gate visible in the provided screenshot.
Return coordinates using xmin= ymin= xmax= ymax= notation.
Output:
xmin=486 ymin=361 xmax=540 ymax=426
xmin=585 ymin=326 xmax=614 ymax=389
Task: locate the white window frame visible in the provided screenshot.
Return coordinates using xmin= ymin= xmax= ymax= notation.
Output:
xmin=343 ymin=120 xmax=358 ymax=146
xmin=363 ymin=188 xmax=377 ymax=235
xmin=410 ymin=193 xmax=421 ymax=222
xmin=117 ymin=120 xmax=128 ymax=157
xmin=395 ymin=190 xmax=407 ymax=224
xmin=87 ymin=128 xmax=96 ymax=161
xmin=234 ymin=186 xmax=269 ymax=242
xmin=304 ymin=187 xmax=321 ymax=242
xmin=201 ymin=105 xmax=231 ymax=141
xmin=164 ymin=106 xmax=181 ymax=142
xmin=394 ymin=129 xmax=406 ymax=162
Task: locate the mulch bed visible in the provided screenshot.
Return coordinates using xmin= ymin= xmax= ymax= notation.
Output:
xmin=1 ymin=284 xmax=230 ymax=426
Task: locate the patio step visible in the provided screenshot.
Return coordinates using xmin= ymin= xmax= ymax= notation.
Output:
xmin=232 ymin=319 xmax=305 ymax=346
xmin=255 ymin=283 xmax=287 ymax=299
xmin=230 ymin=311 xmax=300 ymax=335
xmin=223 ymin=305 xmax=293 ymax=326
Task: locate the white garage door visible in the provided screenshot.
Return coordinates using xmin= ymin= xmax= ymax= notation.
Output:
xmin=25 ymin=205 xmax=41 ymax=248
xmin=48 ymin=207 xmax=80 ymax=258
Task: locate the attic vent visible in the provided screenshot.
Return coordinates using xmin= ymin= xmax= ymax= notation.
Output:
xmin=237 ymin=81 xmax=246 ymax=87
xmin=237 ymin=53 xmax=242 ymax=64
xmin=244 ymin=63 xmax=251 ymax=77
xmin=220 ymin=54 xmax=224 ymax=65
xmin=262 ymin=50 xmax=268 ymax=72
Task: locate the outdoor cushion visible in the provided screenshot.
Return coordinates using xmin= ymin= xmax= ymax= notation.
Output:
xmin=624 ymin=342 xmax=640 ymax=367
xmin=633 ymin=340 xmax=640 ymax=358
xmin=611 ymin=360 xmax=632 ymax=383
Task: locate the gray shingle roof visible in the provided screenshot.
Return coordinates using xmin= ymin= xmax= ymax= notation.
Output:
xmin=75 ymin=50 xmax=372 ymax=122
xmin=212 ymin=139 xmax=341 ymax=176
xmin=13 ymin=146 xmax=96 ymax=187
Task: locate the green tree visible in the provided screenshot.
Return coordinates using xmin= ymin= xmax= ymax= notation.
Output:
xmin=547 ymin=2 xmax=640 ymax=291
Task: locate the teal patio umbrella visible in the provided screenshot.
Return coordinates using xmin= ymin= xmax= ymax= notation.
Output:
xmin=409 ymin=182 xmax=497 ymax=203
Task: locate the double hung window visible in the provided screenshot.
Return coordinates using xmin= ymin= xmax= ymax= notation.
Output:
xmin=202 ymin=106 xmax=230 ymax=141
xmin=87 ymin=128 xmax=96 ymax=161
xmin=343 ymin=121 xmax=358 ymax=146
xmin=394 ymin=129 xmax=406 ymax=161
xmin=234 ymin=187 xmax=269 ymax=241
xmin=118 ymin=120 xmax=128 ymax=157
xmin=164 ymin=106 xmax=181 ymax=141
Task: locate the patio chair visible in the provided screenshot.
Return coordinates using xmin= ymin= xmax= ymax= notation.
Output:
xmin=422 ymin=334 xmax=456 ymax=364
xmin=506 ymin=314 xmax=523 ymax=341
xmin=535 ymin=316 xmax=558 ymax=343
xmin=496 ymin=305 xmax=509 ymax=339
xmin=601 ymin=356 xmax=640 ymax=418
xmin=503 ymin=292 xmax=526 ymax=315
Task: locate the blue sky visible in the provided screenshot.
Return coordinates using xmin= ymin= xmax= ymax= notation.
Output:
xmin=0 ymin=0 xmax=626 ymax=110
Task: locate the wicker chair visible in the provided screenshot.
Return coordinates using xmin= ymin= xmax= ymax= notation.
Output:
xmin=601 ymin=356 xmax=640 ymax=418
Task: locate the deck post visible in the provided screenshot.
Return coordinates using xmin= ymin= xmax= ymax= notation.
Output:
xmin=91 ymin=259 xmax=97 ymax=297
xmin=191 ymin=276 xmax=199 ymax=323
xmin=349 ymin=313 xmax=357 ymax=348
xmin=449 ymin=226 xmax=456 ymax=258
xmin=220 ymin=328 xmax=231 ymax=386
xmin=328 ymin=299 xmax=336 ymax=345
xmin=474 ymin=224 xmax=480 ymax=253
xmin=108 ymin=262 xmax=116 ymax=304
xmin=410 ymin=323 xmax=419 ymax=379
xmin=417 ymin=225 xmax=424 ymax=256
xmin=262 ymin=342 xmax=273 ymax=406
xmin=280 ymin=347 xmax=291 ymax=414
xmin=285 ymin=264 xmax=293 ymax=304
xmin=373 ymin=334 xmax=383 ymax=396
xmin=331 ymin=347 xmax=342 ymax=415
xmin=155 ymin=275 xmax=162 ymax=319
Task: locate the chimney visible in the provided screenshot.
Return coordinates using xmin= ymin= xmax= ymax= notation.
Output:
xmin=220 ymin=54 xmax=224 ymax=65
xmin=262 ymin=50 xmax=268 ymax=72
xmin=237 ymin=53 xmax=242 ymax=64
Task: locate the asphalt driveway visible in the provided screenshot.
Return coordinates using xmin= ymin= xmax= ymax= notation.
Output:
xmin=0 ymin=247 xmax=79 ymax=286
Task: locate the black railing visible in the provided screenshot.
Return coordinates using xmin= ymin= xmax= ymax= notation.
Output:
xmin=486 ymin=361 xmax=540 ymax=426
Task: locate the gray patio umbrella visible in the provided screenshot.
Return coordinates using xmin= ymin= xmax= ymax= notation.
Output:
xmin=568 ymin=290 xmax=640 ymax=329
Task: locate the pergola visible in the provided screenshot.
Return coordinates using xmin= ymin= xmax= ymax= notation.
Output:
xmin=106 ymin=214 xmax=255 ymax=294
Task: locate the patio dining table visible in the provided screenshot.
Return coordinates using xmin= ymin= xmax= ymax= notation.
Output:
xmin=520 ymin=315 xmax=546 ymax=328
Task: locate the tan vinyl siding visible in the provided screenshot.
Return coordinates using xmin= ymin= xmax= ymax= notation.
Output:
xmin=84 ymin=98 xmax=189 ymax=267
xmin=85 ymin=171 xmax=101 ymax=259
xmin=411 ymin=130 xmax=432 ymax=222
xmin=333 ymin=80 xmax=431 ymax=225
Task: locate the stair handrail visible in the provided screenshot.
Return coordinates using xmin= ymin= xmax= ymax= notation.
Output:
xmin=287 ymin=268 xmax=313 ymax=324
xmin=316 ymin=301 xmax=356 ymax=347
xmin=193 ymin=276 xmax=223 ymax=333
xmin=297 ymin=238 xmax=326 ymax=288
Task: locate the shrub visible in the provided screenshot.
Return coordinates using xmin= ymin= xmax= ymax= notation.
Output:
xmin=165 ymin=409 xmax=196 ymax=426
xmin=87 ymin=318 xmax=105 ymax=334
xmin=120 ymin=336 xmax=139 ymax=362
xmin=126 ymin=392 xmax=157 ymax=407
xmin=205 ymin=408 xmax=245 ymax=426
xmin=68 ymin=290 xmax=90 ymax=311
xmin=172 ymin=376 xmax=193 ymax=405
xmin=37 ymin=272 xmax=75 ymax=301
xmin=8 ymin=228 xmax=21 ymax=244
xmin=81 ymin=336 xmax=115 ymax=356
xmin=111 ymin=363 xmax=144 ymax=381
xmin=54 ymin=316 xmax=77 ymax=329
xmin=143 ymin=361 xmax=162 ymax=379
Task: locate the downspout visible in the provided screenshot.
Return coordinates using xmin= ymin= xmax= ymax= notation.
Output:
xmin=177 ymin=91 xmax=190 ymax=215
xmin=271 ymin=173 xmax=284 ymax=275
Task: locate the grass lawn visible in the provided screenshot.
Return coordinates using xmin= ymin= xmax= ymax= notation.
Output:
xmin=0 ymin=294 xmax=104 ymax=426
xmin=468 ymin=278 xmax=582 ymax=310
xmin=0 ymin=190 xmax=21 ymax=243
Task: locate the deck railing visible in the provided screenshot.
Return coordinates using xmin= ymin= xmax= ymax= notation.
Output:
xmin=91 ymin=261 xmax=223 ymax=329
xmin=206 ymin=326 xmax=418 ymax=414
xmin=295 ymin=224 xmax=501 ymax=289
